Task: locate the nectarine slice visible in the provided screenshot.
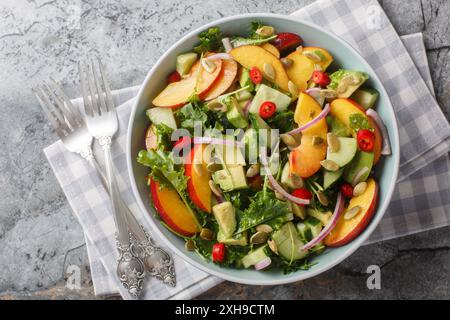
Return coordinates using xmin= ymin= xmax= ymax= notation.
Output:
xmin=150 ymin=179 xmax=200 ymax=236
xmin=203 ymin=59 xmax=238 ymax=101
xmin=261 ymin=43 xmax=280 ymax=58
xmin=324 ymin=178 xmax=378 ymax=247
xmin=152 ymin=56 xmax=223 ymax=108
xmin=294 ymin=92 xmax=328 ymax=139
xmin=230 ymin=45 xmax=290 ymax=92
xmin=330 ymin=98 xmax=367 ymax=136
xmin=185 ymin=144 xmax=212 ymax=213
xmin=303 ymin=47 xmax=334 ymax=70
xmin=289 ymin=135 xmax=327 ymax=178
xmin=285 ymin=51 xmax=315 ymax=93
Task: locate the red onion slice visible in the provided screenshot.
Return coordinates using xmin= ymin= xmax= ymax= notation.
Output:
xmin=366 ymin=108 xmax=391 ymax=155
xmin=205 ymin=53 xmax=233 ymax=61
xmin=242 ymin=99 xmax=252 ymax=117
xmin=259 ymin=148 xmax=310 ymax=205
xmin=305 ymin=88 xmax=325 ymax=106
xmin=351 ymin=166 xmax=369 ymax=187
xmin=222 ymin=38 xmax=232 ymax=53
xmin=193 ymin=136 xmax=244 ymax=147
xmin=287 ymin=103 xmax=330 ymax=136
xmin=254 ymin=257 xmax=272 ymax=270
xmin=302 ymin=192 xmax=345 ymax=251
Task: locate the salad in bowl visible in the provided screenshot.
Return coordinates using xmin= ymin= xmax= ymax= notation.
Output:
xmin=135 ymin=21 xmax=392 ymax=274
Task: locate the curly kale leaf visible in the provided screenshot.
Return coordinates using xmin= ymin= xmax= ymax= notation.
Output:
xmin=194 ymin=27 xmax=224 ymax=53
xmin=178 ymin=103 xmax=209 ymax=131
xmin=153 ymin=123 xmax=174 ymax=150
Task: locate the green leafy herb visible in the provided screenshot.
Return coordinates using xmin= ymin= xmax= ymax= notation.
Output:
xmin=235 ymin=190 xmax=289 ymax=235
xmin=153 ymin=123 xmax=174 ymax=150
xmin=249 ymin=21 xmax=264 ymax=37
xmin=349 ymin=113 xmax=372 ymax=131
xmin=178 ymin=103 xmax=208 ymax=131
xmin=281 ymin=258 xmax=317 ymax=274
xmin=267 ymin=111 xmax=295 ymax=132
xmin=194 ymin=27 xmax=223 ymax=53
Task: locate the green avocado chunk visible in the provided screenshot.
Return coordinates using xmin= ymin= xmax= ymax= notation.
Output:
xmin=344 ymin=150 xmax=374 ymax=184
xmin=212 ymin=166 xmax=248 ymax=192
xmin=213 ymin=202 xmax=236 ymax=238
xmin=328 ymin=69 xmax=369 ymax=98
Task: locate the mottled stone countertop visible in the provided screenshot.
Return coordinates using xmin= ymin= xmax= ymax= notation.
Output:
xmin=0 ymin=0 xmax=448 ymax=300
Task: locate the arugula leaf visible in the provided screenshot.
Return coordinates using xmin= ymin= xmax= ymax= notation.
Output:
xmin=349 ymin=113 xmax=372 ymax=131
xmin=178 ymin=103 xmax=208 ymax=131
xmin=235 ymin=190 xmax=289 ymax=234
xmin=230 ymin=35 xmax=276 ymax=48
xmin=194 ymin=27 xmax=223 ymax=53
xmin=153 ymin=123 xmax=174 ymax=150
xmin=267 ymin=111 xmax=295 ymax=132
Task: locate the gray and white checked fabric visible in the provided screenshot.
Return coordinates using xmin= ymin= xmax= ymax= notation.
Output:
xmin=44 ymin=0 xmax=450 ymax=299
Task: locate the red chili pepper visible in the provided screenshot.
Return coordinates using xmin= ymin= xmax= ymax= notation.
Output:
xmin=340 ymin=183 xmax=353 ymax=198
xmin=291 ymin=188 xmax=313 ymax=206
xmin=212 ymin=243 xmax=226 ymax=263
xmin=259 ymin=101 xmax=277 ymax=119
xmin=249 ymin=66 xmax=263 ymax=84
xmin=357 ymin=129 xmax=375 ymax=152
xmin=311 ymin=71 xmax=331 ymax=87
xmin=167 ymin=70 xmax=181 ymax=84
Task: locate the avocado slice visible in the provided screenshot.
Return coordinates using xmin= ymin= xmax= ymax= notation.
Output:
xmin=350 ymin=87 xmax=379 ymax=110
xmin=226 ymin=97 xmax=248 ymax=129
xmin=249 ymin=84 xmax=291 ymax=113
xmin=328 ymin=69 xmax=369 ymax=98
xmin=343 ymin=150 xmax=374 ymax=184
xmin=217 ymin=230 xmax=248 ymax=246
xmin=212 ymin=202 xmax=236 ymax=238
xmin=272 ymin=222 xmax=308 ymax=262
xmin=327 ymin=116 xmax=353 ymax=137
xmin=176 ymin=52 xmax=198 ymax=76
xmin=323 ymin=168 xmax=344 ymax=189
xmin=326 ymin=137 xmax=357 ymax=167
xmin=212 ymin=166 xmax=248 ymax=192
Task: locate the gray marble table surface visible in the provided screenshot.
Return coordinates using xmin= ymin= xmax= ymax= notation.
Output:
xmin=0 ymin=0 xmax=449 ymax=300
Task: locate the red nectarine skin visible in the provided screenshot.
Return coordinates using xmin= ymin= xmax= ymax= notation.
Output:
xmin=185 ymin=144 xmax=212 ymax=213
xmin=325 ymin=179 xmax=379 ymax=247
xmin=150 ymin=179 xmax=199 ymax=236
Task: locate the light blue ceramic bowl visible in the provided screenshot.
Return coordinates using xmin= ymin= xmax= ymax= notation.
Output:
xmin=127 ymin=14 xmax=400 ymax=285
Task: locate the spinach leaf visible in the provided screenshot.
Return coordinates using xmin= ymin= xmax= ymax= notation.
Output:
xmin=194 ymin=27 xmax=223 ymax=53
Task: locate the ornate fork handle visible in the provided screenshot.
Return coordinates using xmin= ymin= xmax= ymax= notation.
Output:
xmin=80 ymin=146 xmax=176 ymax=290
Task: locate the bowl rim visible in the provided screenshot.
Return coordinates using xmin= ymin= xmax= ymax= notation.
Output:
xmin=126 ymin=13 xmax=400 ymax=285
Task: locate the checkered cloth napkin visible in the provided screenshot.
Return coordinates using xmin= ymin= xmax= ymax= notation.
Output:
xmin=44 ymin=0 xmax=450 ymax=299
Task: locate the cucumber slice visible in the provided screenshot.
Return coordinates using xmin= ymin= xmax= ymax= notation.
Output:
xmin=241 ymin=245 xmax=268 ymax=268
xmin=146 ymin=107 xmax=177 ymax=130
xmin=272 ymin=222 xmax=308 ymax=262
xmin=323 ymin=168 xmax=344 ymax=189
xmin=351 ymin=88 xmax=379 ymax=110
xmin=176 ymin=52 xmax=198 ymax=76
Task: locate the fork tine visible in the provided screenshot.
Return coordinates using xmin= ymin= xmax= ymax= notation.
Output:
xmin=33 ymin=87 xmax=67 ymax=137
xmin=78 ymin=62 xmax=94 ymax=118
xmin=85 ymin=61 xmax=99 ymax=116
xmin=50 ymin=77 xmax=84 ymax=125
xmin=98 ymin=58 xmax=114 ymax=112
xmin=43 ymin=82 xmax=78 ymax=130
xmin=91 ymin=58 xmax=108 ymax=114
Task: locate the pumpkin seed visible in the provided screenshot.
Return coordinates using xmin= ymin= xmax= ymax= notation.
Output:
xmin=336 ymin=82 xmax=348 ymax=94
xmin=267 ymin=239 xmax=278 ymax=254
xmin=317 ymin=191 xmax=329 ymax=206
xmin=296 ymin=45 xmax=303 ymax=53
xmin=263 ymin=63 xmax=276 ymax=81
xmin=291 ymin=173 xmax=304 ymax=189
xmin=287 ymin=81 xmax=299 ymax=97
xmin=200 ymin=228 xmax=214 ymax=240
xmin=201 ymin=58 xmax=216 ymax=73
xmin=256 ymin=224 xmax=273 ymax=233
xmin=281 ymin=57 xmax=293 ymax=68
xmin=351 ymin=74 xmax=362 ymax=85
xmin=275 ymin=191 xmax=286 ymax=201
xmin=312 ymin=136 xmax=324 ymax=146
xmin=280 ymin=133 xmax=299 ymax=148
xmin=344 ymin=205 xmax=362 ymax=220
xmin=255 ymin=26 xmax=275 ymax=37
xmin=327 ymin=133 xmax=340 ymax=153
xmin=207 ymin=161 xmax=222 ymax=172
xmin=208 ymin=180 xmax=223 ymax=197
xmin=302 ymin=51 xmax=321 ymax=62
xmin=246 ymin=164 xmax=260 ymax=178
xmin=320 ymin=89 xmax=337 ymax=99
xmin=185 ymin=239 xmax=196 ymax=251
xmin=353 ymin=181 xmax=368 ymax=197
xmin=341 ymin=75 xmax=354 ymax=86
xmin=206 ymin=99 xmax=227 ymax=112
xmin=314 ymin=64 xmax=323 ymax=71
xmin=320 ymin=159 xmax=340 ymax=171
xmin=250 ymin=231 xmax=269 ymax=244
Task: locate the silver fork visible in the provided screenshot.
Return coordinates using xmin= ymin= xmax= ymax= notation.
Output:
xmin=34 ymin=75 xmax=175 ymax=298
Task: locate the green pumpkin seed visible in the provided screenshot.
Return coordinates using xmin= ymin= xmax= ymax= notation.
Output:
xmin=353 ymin=182 xmax=367 ymax=197
xmin=320 ymin=159 xmax=340 ymax=171
xmin=327 ymin=133 xmax=340 ymax=153
xmin=344 ymin=205 xmax=362 ymax=220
